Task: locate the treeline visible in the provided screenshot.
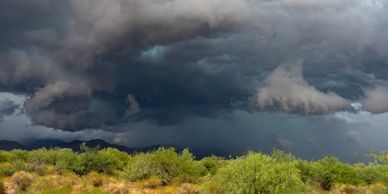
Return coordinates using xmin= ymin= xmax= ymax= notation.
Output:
xmin=0 ymin=144 xmax=387 ymax=193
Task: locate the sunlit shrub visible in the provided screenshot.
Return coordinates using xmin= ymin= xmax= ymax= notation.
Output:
xmin=205 ymin=152 xmax=307 ymax=194
xmin=11 ymin=171 xmax=33 ymax=191
xmin=125 ymin=147 xmax=203 ymax=183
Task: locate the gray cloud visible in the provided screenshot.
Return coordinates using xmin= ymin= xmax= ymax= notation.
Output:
xmin=255 ymin=64 xmax=352 ymax=114
xmin=362 ymin=85 xmax=388 ymax=114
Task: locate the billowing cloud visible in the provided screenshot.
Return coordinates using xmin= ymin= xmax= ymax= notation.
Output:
xmin=0 ymin=0 xmax=388 ymax=132
xmin=255 ymin=64 xmax=352 ymax=114
xmin=362 ymin=86 xmax=388 ymax=114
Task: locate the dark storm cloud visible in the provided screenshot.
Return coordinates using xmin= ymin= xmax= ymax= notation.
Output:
xmin=1 ymin=0 xmax=388 ymax=131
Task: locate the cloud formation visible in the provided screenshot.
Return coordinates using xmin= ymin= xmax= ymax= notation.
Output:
xmin=362 ymin=86 xmax=388 ymax=114
xmin=1 ymin=0 xmax=388 ymax=132
xmin=255 ymin=64 xmax=352 ymax=114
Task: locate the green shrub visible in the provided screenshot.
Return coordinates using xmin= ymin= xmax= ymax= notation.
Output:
xmin=368 ymin=150 xmax=388 ymax=164
xmin=316 ymin=157 xmax=363 ymax=190
xmin=61 ymin=144 xmax=123 ymax=175
xmin=98 ymin=148 xmax=130 ymax=170
xmin=296 ymin=160 xmax=318 ymax=183
xmin=11 ymin=171 xmax=33 ymax=191
xmin=205 ymin=152 xmax=307 ymax=194
xmin=28 ymin=148 xmax=64 ymax=166
xmin=9 ymin=149 xmax=29 ymax=162
xmin=55 ymin=148 xmax=77 ymax=173
xmin=0 ymin=151 xmax=10 ymax=163
xmin=199 ymin=156 xmax=226 ymax=176
xmin=0 ymin=164 xmax=17 ymax=177
xmin=125 ymin=147 xmax=203 ymax=183
xmin=354 ymin=163 xmax=382 ymax=185
xmin=271 ymin=149 xmax=297 ymax=162
xmin=176 ymin=149 xmax=206 ymax=183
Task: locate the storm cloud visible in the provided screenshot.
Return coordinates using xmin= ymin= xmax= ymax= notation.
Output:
xmin=1 ymin=0 xmax=388 ymax=133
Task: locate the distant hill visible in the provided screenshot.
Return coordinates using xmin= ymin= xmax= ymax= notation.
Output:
xmin=0 ymin=139 xmax=230 ymax=158
xmin=0 ymin=140 xmax=25 ymax=151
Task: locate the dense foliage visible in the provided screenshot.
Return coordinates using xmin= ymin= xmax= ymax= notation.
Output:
xmin=0 ymin=145 xmax=387 ymax=193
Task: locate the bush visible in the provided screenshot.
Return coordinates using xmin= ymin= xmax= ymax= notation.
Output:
xmin=125 ymin=147 xmax=203 ymax=183
xmin=54 ymin=149 xmax=77 ymax=173
xmin=28 ymin=148 xmax=65 ymax=166
xmin=199 ymin=156 xmax=226 ymax=176
xmin=354 ymin=163 xmax=382 ymax=185
xmin=11 ymin=171 xmax=33 ymax=191
xmin=271 ymin=149 xmax=297 ymax=162
xmin=0 ymin=151 xmax=10 ymax=163
xmin=316 ymin=157 xmax=363 ymax=190
xmin=65 ymin=145 xmax=123 ymax=175
xmin=0 ymin=180 xmax=5 ymax=194
xmin=88 ymin=172 xmax=104 ymax=187
xmin=296 ymin=160 xmax=318 ymax=183
xmin=0 ymin=163 xmax=17 ymax=177
xmin=368 ymin=150 xmax=388 ymax=164
xmin=205 ymin=152 xmax=307 ymax=194
xmin=33 ymin=164 xmax=48 ymax=176
xmin=9 ymin=150 xmax=29 ymax=162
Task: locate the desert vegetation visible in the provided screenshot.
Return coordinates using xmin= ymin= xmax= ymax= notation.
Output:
xmin=0 ymin=144 xmax=387 ymax=194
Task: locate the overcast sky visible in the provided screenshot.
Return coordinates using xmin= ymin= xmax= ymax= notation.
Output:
xmin=1 ymin=0 xmax=388 ymax=162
